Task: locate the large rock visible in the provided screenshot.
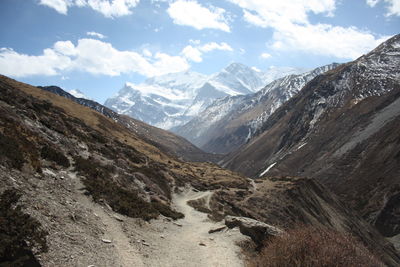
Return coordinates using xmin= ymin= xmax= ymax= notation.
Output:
xmin=225 ymin=215 xmax=283 ymax=245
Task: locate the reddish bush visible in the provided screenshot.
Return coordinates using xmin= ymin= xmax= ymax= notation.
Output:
xmin=252 ymin=225 xmax=384 ymax=267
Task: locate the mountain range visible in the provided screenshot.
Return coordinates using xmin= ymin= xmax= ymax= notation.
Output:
xmin=173 ymin=63 xmax=339 ymax=154
xmin=104 ymin=63 xmax=308 ymax=129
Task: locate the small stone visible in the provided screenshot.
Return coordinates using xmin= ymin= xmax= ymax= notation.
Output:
xmin=199 ymin=242 xmax=206 ymax=246
xmin=208 ymin=226 xmax=226 ymax=234
xmin=173 ymin=222 xmax=182 ymax=227
xmin=209 ymin=237 xmax=214 ymax=241
xmin=101 ymin=239 xmax=112 ymax=243
xmin=160 ymin=235 xmax=165 ymax=239
xmin=113 ymin=215 xmax=124 ymax=222
xmin=142 ymin=242 xmax=150 ymax=246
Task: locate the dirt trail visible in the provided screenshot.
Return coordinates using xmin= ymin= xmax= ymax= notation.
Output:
xmin=69 ymin=172 xmax=145 ymax=267
xmin=69 ymin=170 xmax=246 ymax=267
xmin=141 ymin=187 xmax=247 ymax=267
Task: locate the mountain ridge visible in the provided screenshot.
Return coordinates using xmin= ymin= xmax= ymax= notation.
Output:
xmin=221 ymin=34 xmax=400 ymax=241
xmin=173 ymin=63 xmax=339 ymax=154
xmin=104 ymin=63 xmax=308 ymax=129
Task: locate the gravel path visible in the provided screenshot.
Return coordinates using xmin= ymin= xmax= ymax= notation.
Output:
xmin=139 ymin=188 xmax=247 ymax=267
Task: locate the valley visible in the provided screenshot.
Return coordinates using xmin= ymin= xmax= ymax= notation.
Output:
xmin=0 ymin=34 xmax=399 ymax=267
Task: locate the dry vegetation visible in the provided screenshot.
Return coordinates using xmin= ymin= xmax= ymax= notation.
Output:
xmin=251 ymin=225 xmax=384 ymax=267
xmin=0 ymin=189 xmax=48 ymax=267
xmin=0 ymin=75 xmax=248 ymax=225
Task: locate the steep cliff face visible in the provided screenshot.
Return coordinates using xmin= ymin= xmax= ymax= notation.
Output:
xmin=222 ymin=35 xmax=400 ymax=238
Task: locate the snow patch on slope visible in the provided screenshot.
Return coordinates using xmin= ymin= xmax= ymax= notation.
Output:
xmin=259 ymin=162 xmax=276 ymax=177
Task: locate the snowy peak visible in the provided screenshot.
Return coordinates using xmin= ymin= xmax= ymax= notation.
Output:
xmin=144 ymin=71 xmax=208 ymax=91
xmin=68 ymin=89 xmax=90 ymax=99
xmin=263 ymin=66 xmax=311 ymax=84
xmin=104 ymin=62 xmax=312 ymax=129
xmin=209 ymin=63 xmax=267 ymax=95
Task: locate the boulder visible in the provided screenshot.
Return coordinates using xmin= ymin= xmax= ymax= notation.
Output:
xmin=225 ymin=215 xmax=283 ymax=245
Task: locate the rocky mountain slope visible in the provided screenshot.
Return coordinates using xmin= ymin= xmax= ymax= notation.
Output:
xmin=222 ymin=35 xmax=400 ymax=241
xmin=38 ymin=85 xmax=221 ymax=163
xmin=1 ymin=75 xmax=399 ymax=266
xmin=104 ymin=63 xmax=306 ymax=129
xmin=174 ymin=63 xmax=339 ymax=154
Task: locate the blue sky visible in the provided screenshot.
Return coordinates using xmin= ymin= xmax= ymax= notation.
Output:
xmin=0 ymin=0 xmax=399 ymax=103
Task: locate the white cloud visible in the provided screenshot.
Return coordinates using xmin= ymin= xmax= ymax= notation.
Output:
xmin=152 ymin=52 xmax=190 ymax=74
xmin=86 ymin=31 xmax=106 ymax=39
xmin=0 ymin=38 xmax=189 ymax=78
xmin=0 ymin=47 xmax=71 ymax=77
xmin=271 ymin=23 xmax=389 ymax=59
xmin=53 ymin=40 xmax=77 ymax=56
xmin=86 ymin=0 xmax=139 ymax=18
xmin=366 ymin=0 xmax=400 ymax=16
xmin=167 ymin=0 xmax=230 ymax=32
xmin=181 ymin=41 xmax=233 ymax=62
xmin=142 ymin=48 xmax=152 ymax=57
xmin=189 ymin=39 xmax=201 ymax=45
xmin=181 ymin=45 xmax=203 ymax=62
xmin=386 ymin=0 xmax=400 ymax=16
xmin=366 ymin=0 xmax=380 ymax=7
xmin=251 ymin=66 xmax=261 ymax=72
xmin=200 ymin=42 xmax=233 ymax=52
xmin=229 ymin=0 xmax=336 ymax=27
xmin=38 ymin=0 xmax=140 ymax=18
xmin=260 ymin=52 xmax=271 ymax=59
xmin=39 ymin=0 xmax=70 ymax=14
xmin=229 ymin=0 xmax=389 ymax=59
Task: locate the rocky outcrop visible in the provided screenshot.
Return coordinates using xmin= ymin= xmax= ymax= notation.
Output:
xmin=225 ymin=215 xmax=283 ymax=245
xmin=211 ymin=176 xmax=400 ymax=266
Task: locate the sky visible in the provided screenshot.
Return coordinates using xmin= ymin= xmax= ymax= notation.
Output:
xmin=0 ymin=0 xmax=399 ymax=103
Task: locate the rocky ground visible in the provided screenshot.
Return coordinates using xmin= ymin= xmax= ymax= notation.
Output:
xmin=124 ymin=187 xmax=249 ymax=267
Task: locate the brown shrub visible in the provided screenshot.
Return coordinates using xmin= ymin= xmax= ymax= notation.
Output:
xmin=74 ymin=156 xmax=182 ymax=221
xmin=0 ymin=132 xmax=25 ymax=170
xmin=40 ymin=145 xmax=70 ymax=168
xmin=0 ymin=189 xmax=47 ymax=266
xmin=252 ymin=225 xmax=384 ymax=267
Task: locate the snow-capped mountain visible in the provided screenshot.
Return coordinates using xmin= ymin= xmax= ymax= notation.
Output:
xmin=262 ymin=66 xmax=310 ymax=85
xmin=68 ymin=89 xmax=89 ymax=99
xmin=174 ymin=63 xmax=339 ymax=154
xmin=104 ymin=63 xmax=307 ymax=129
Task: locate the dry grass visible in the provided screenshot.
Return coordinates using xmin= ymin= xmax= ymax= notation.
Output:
xmin=251 ymin=225 xmax=384 ymax=267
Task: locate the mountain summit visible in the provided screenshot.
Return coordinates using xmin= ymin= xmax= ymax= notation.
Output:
xmin=104 ymin=63 xmax=307 ymax=129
